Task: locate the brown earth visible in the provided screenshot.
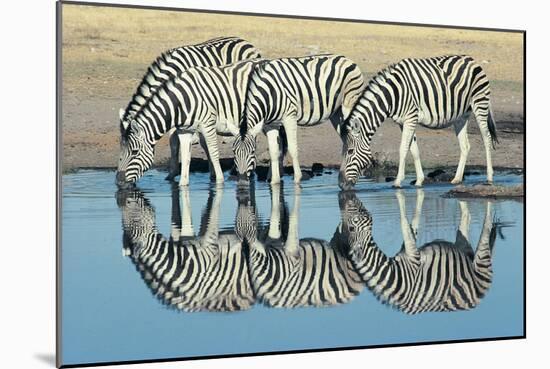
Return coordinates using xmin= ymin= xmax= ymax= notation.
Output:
xmin=60 ymin=4 xmax=524 ymax=174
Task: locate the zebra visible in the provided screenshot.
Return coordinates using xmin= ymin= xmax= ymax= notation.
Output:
xmin=117 ymin=186 xmax=254 ymax=312
xmin=232 ymin=54 xmax=366 ymax=184
xmin=235 ymin=183 xmax=364 ymax=308
xmin=118 ymin=36 xmax=261 ymax=182
xmin=338 ymin=55 xmax=498 ymax=190
xmin=338 ymin=190 xmax=502 ymax=314
xmin=116 ymin=60 xmax=262 ymax=188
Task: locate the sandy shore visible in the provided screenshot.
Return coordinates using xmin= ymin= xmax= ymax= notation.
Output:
xmin=62 ymin=94 xmax=523 ymax=173
xmin=61 ymin=5 xmax=524 ymax=173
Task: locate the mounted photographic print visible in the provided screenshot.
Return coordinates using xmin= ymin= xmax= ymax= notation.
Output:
xmin=57 ymin=1 xmax=525 ymax=367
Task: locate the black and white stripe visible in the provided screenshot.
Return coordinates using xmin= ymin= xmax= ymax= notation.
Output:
xmin=236 ymin=185 xmax=364 ymax=308
xmin=232 ymin=54 xmax=366 ymax=184
xmin=117 ymin=187 xmax=254 ymax=313
xmin=118 ymin=37 xmax=261 ymax=182
xmin=339 ymin=55 xmax=498 ymax=190
xmin=116 ymin=60 xmax=261 ymax=187
xmin=339 ymin=192 xmax=499 ymax=314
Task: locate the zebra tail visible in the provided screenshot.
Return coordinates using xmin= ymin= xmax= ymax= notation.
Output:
xmin=487 ymin=106 xmax=498 ymax=149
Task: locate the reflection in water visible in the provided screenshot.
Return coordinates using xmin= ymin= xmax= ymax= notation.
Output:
xmin=236 ymin=185 xmax=364 ymax=308
xmin=117 ymin=185 xmax=505 ymax=314
xmin=117 ymin=186 xmax=254 ymax=312
xmin=340 ymin=190 xmax=502 ymax=314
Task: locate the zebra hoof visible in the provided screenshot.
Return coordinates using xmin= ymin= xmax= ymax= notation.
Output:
xmin=392 ymin=182 xmax=403 ymax=189
xmin=451 ymin=178 xmax=463 ymax=185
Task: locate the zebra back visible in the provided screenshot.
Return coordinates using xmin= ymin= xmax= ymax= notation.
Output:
xmin=243 ymin=54 xmax=366 ymax=130
xmin=247 ymin=238 xmax=364 ymax=308
xmin=239 ymin=187 xmax=364 ymax=309
xmin=121 ymin=36 xmax=261 ymax=124
xmin=125 ymin=59 xmax=263 ymax=143
xmin=118 ymin=188 xmax=255 ymax=313
xmin=341 ymin=193 xmax=499 ymax=315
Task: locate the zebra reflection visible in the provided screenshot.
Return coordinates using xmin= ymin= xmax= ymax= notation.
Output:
xmin=236 ymin=185 xmax=364 ymax=308
xmin=117 ymin=186 xmax=254 ymax=312
xmin=339 ymin=190 xmax=501 ymax=314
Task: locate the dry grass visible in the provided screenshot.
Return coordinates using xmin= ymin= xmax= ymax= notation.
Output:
xmin=62 ymin=4 xmax=524 ymax=101
xmin=60 ymin=4 xmax=524 ymax=171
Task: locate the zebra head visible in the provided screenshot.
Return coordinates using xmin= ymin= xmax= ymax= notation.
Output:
xmin=234 ymin=186 xmax=259 ymax=244
xmin=117 ymin=120 xmax=155 ymax=188
xmin=339 ymin=115 xmax=374 ymax=190
xmin=232 ymin=124 xmax=263 ymax=183
xmin=116 ymin=189 xmax=157 ymax=257
xmin=337 ymin=191 xmax=374 ymax=255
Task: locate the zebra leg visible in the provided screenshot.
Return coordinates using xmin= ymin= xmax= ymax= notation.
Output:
xmin=202 ymin=124 xmax=224 ymax=184
xmin=285 ymin=186 xmax=301 ymax=256
xmin=473 ymin=104 xmax=494 ymax=184
xmin=451 ymin=115 xmax=471 ymax=184
xmin=180 ymin=187 xmax=194 ymax=238
xmin=394 ymin=121 xmax=417 ymax=188
xmin=282 ymin=118 xmax=302 ymax=184
xmin=458 ymin=200 xmax=471 ymax=242
xmin=266 ymin=128 xmax=282 ymax=184
xmin=409 ymin=134 xmax=425 ymax=187
xmin=170 ymin=184 xmax=182 ymax=241
xmin=473 ymin=201 xmax=495 ymax=293
xmin=198 ymin=133 xmax=215 ymax=180
xmin=268 ymin=183 xmax=282 ymax=239
xmin=396 ymin=190 xmax=419 ymax=257
xmin=200 ymin=188 xmax=223 ymax=246
xmin=178 ymin=132 xmax=194 ymax=187
xmin=166 ymin=131 xmax=181 ymax=181
xmin=411 ymin=188 xmax=424 ymax=238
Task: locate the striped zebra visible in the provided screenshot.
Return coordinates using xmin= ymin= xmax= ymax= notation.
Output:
xmin=339 ymin=55 xmax=498 ymax=190
xmin=236 ymin=184 xmax=364 ymax=308
xmin=118 ymin=36 xmax=261 ymax=182
xmin=232 ymin=54 xmax=366 ymax=184
xmin=116 ymin=60 xmax=261 ymax=187
xmin=117 ymin=186 xmax=254 ymax=312
xmin=339 ymin=190 xmax=500 ymax=314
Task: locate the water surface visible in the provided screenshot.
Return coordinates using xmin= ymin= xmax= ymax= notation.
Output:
xmin=61 ymin=170 xmax=524 ymax=366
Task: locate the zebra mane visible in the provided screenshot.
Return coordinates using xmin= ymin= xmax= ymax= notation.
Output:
xmin=122 ymin=70 xmax=184 ymax=140
xmin=344 ymin=63 xmax=399 ymax=124
xmin=239 ymin=59 xmax=270 ymax=136
xmin=121 ymin=36 xmax=248 ymax=124
xmin=367 ymin=63 xmax=399 ymax=90
xmin=121 ymin=50 xmax=175 ymax=124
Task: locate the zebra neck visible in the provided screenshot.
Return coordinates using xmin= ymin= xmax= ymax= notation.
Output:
xmin=357 ymin=76 xmax=398 ymax=132
xmin=134 ymin=117 xmax=164 ymax=145
xmin=350 ymin=239 xmax=392 ymax=277
xmin=351 ymin=238 xmax=421 ymax=297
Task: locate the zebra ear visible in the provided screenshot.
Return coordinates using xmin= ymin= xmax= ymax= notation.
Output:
xmin=119 ymin=108 xmax=125 ymax=121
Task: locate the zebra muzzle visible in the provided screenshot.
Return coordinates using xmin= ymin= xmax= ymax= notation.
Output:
xmin=338 ymin=172 xmax=355 ymax=191
xmin=116 ymin=171 xmax=134 ymax=188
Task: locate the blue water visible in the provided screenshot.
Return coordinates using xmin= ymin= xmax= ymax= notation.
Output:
xmin=61 ymin=170 xmax=524 ymax=366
